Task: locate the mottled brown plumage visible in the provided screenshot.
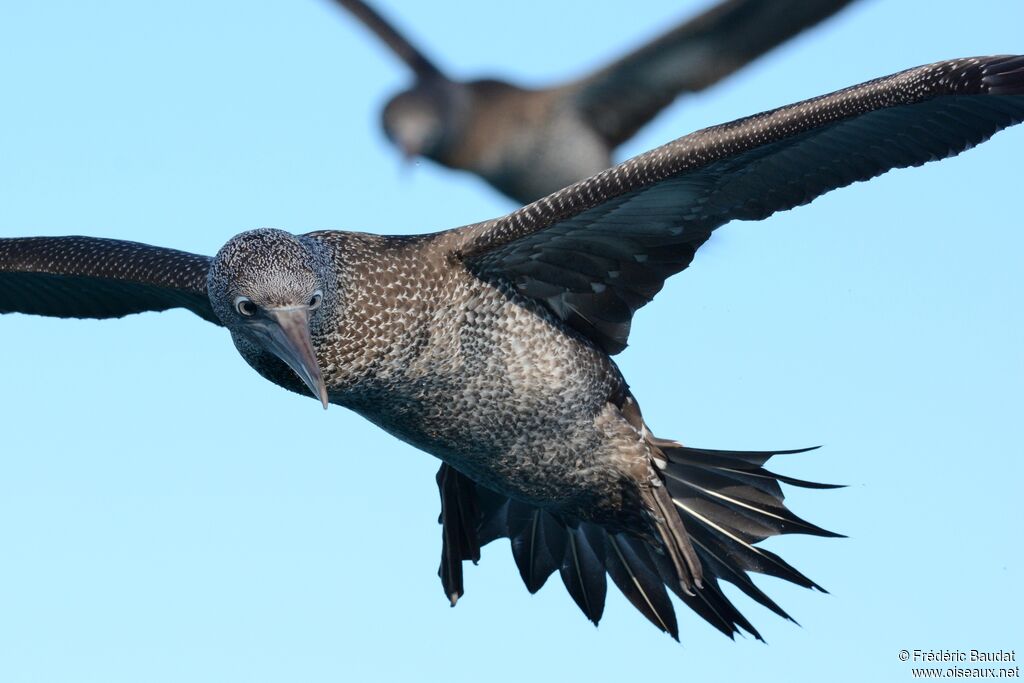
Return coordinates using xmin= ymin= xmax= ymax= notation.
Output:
xmin=3 ymin=56 xmax=1023 ymax=640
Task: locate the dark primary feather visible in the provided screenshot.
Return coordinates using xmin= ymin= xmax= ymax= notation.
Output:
xmin=571 ymin=0 xmax=858 ymax=146
xmin=0 ymin=236 xmax=219 ymax=324
xmin=330 ymin=0 xmax=443 ymax=78
xmin=461 ymin=56 xmax=1024 ymax=354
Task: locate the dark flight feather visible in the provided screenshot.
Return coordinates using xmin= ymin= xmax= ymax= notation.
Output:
xmin=330 ymin=0 xmax=443 ymax=78
xmin=571 ymin=0 xmax=858 ymax=146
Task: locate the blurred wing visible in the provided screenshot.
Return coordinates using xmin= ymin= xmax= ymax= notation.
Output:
xmin=570 ymin=0 xmax=858 ymax=147
xmin=330 ymin=0 xmax=444 ymax=78
xmin=0 ymin=236 xmax=220 ymax=324
xmin=458 ymin=56 xmax=1024 ymax=354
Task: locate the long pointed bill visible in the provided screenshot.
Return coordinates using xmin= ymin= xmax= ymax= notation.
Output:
xmin=249 ymin=307 xmax=329 ymax=409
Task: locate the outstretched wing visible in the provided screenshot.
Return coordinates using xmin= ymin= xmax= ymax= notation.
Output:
xmin=0 ymin=236 xmax=220 ymax=324
xmin=458 ymin=56 xmax=1024 ymax=354
xmin=570 ymin=0 xmax=858 ymax=147
xmin=330 ymin=0 xmax=445 ymax=79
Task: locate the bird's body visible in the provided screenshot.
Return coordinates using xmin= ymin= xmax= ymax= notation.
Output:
xmin=424 ymin=82 xmax=612 ymax=203
xmin=4 ymin=55 xmax=1024 ymax=641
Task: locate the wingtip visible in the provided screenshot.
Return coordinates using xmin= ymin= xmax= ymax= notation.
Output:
xmin=773 ymin=445 xmax=823 ymax=455
xmin=772 ymin=469 xmax=845 ymax=490
xmin=981 ymin=55 xmax=1024 ymax=96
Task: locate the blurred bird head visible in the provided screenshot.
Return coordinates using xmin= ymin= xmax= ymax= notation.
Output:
xmin=208 ymin=229 xmax=335 ymax=409
xmin=381 ymin=79 xmax=466 ymax=162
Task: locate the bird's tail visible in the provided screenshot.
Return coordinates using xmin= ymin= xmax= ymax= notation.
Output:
xmin=436 ymin=445 xmax=840 ymax=641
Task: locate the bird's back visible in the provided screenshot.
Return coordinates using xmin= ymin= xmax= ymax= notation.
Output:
xmin=445 ymin=82 xmax=613 ymax=204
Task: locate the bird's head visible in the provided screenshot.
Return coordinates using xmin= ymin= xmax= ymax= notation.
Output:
xmin=208 ymin=229 xmax=335 ymax=409
xmin=381 ymin=79 xmax=464 ymax=162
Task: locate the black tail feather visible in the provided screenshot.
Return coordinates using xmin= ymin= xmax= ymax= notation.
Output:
xmin=644 ymin=482 xmax=704 ymax=594
xmin=663 ymin=461 xmax=839 ymax=537
xmin=605 ymin=533 xmax=679 ymax=640
xmin=653 ymin=544 xmax=767 ymax=641
xmin=437 ymin=465 xmax=481 ymax=606
xmin=558 ymin=523 xmax=607 ymax=624
xmin=508 ymin=502 xmax=565 ymax=593
xmin=689 ymin=534 xmax=797 ymax=622
xmin=434 ymin=444 xmax=838 ymax=639
xmin=437 ymin=464 xmax=507 ymax=605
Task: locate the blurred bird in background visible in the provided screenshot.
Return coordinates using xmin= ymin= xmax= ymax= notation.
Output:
xmin=332 ymin=0 xmax=858 ymax=203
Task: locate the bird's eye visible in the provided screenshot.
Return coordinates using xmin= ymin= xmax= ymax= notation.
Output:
xmin=308 ymin=290 xmax=323 ymax=311
xmin=234 ymin=297 xmax=258 ymax=317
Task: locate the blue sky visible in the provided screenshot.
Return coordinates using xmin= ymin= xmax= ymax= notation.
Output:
xmin=0 ymin=1 xmax=1021 ymax=681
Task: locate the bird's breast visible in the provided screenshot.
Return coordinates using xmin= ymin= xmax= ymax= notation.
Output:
xmin=321 ymin=265 xmax=629 ymax=502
